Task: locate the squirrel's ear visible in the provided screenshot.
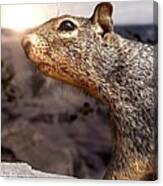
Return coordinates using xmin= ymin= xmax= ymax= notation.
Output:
xmin=91 ymin=2 xmax=113 ymax=34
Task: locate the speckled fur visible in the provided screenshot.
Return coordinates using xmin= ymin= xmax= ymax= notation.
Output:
xmin=22 ymin=3 xmax=157 ymax=180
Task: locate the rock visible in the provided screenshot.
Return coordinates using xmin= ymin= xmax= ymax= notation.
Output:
xmin=1 ymin=102 xmax=112 ymax=178
xmin=0 ymin=162 xmax=73 ymax=178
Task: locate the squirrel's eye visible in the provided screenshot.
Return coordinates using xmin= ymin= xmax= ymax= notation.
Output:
xmin=58 ymin=20 xmax=76 ymax=31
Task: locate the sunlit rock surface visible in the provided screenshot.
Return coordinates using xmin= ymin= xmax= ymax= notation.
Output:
xmin=1 ymin=163 xmax=73 ymax=178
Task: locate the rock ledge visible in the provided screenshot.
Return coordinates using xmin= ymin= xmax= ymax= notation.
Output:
xmin=0 ymin=162 xmax=74 ymax=178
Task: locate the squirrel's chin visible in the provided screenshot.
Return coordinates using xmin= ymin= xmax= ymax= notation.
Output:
xmin=37 ymin=63 xmax=56 ymax=75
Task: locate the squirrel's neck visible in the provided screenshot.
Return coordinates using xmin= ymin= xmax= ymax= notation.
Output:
xmin=90 ymin=35 xmax=155 ymax=163
xmin=97 ymin=39 xmax=156 ymax=179
xmin=76 ymin=33 xmax=155 ymax=164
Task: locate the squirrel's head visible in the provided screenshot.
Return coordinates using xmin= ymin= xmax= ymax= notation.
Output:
xmin=22 ymin=2 xmax=114 ymax=96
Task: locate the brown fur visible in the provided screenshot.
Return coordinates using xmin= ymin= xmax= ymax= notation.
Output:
xmin=22 ymin=2 xmax=158 ymax=180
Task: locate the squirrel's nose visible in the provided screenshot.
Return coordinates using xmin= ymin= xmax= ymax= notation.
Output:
xmin=21 ymin=36 xmax=32 ymax=56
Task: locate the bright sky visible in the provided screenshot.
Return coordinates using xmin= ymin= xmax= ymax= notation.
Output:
xmin=1 ymin=1 xmax=154 ymax=31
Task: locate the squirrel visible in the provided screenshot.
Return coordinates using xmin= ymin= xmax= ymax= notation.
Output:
xmin=21 ymin=2 xmax=157 ymax=180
